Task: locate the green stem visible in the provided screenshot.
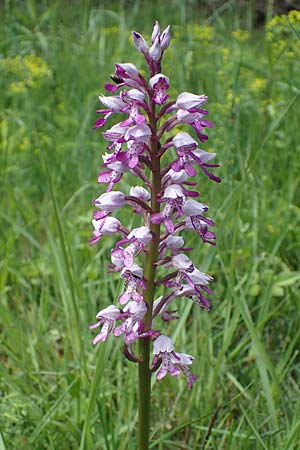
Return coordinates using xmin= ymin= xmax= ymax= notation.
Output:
xmin=137 ymin=339 xmax=151 ymax=450
xmin=137 ymin=100 xmax=161 ymax=450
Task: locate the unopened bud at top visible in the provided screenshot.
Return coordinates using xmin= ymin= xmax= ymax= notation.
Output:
xmin=149 ymin=36 xmax=162 ymax=61
xmin=161 ymin=25 xmax=171 ymax=51
xmin=132 ymin=31 xmax=149 ymax=54
xmin=151 ymin=20 xmax=160 ymax=43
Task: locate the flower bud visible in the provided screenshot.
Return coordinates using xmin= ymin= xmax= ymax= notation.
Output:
xmin=161 ymin=25 xmax=171 ymax=51
xmin=151 ymin=20 xmax=160 ymax=43
xmin=132 ymin=31 xmax=149 ymax=54
xmin=149 ymin=36 xmax=162 ymax=61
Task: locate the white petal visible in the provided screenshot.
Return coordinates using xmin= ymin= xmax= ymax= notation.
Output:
xmin=121 ymin=263 xmax=143 ymax=278
xmin=129 ymin=186 xmax=151 ymax=201
xmin=98 ymin=95 xmax=126 ymax=110
xmin=127 ymin=88 xmax=145 ymax=102
xmin=162 ymin=169 xmax=188 ymax=184
xmin=192 ymin=149 xmax=216 ymax=163
xmin=173 ymin=131 xmax=197 ymax=148
xmin=96 ymin=304 xmax=120 ymax=320
xmin=153 ymin=335 xmax=174 ymax=354
xmin=116 ymin=63 xmax=140 ymax=80
xmin=172 ymin=254 xmax=193 ymax=270
xmin=164 ymin=235 xmax=184 ymax=249
xmin=182 ymin=199 xmax=208 ymax=216
xmin=94 ymin=191 xmax=126 ymax=210
xmin=176 ymin=92 xmax=207 ymax=110
xmin=125 ymin=300 xmax=147 ymax=318
xmin=171 ymin=352 xmax=194 ymax=365
xmin=127 ymin=226 xmax=152 ymax=244
xmin=189 ymin=269 xmax=213 ymax=285
xmin=164 ymin=184 xmax=185 ymax=199
xmin=125 ymin=123 xmax=151 ymax=141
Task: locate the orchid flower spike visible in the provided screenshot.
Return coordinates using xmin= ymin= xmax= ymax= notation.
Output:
xmin=89 ymin=20 xmax=220 ymax=395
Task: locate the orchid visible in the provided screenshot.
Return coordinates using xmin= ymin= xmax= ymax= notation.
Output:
xmin=88 ymin=20 xmax=220 ymax=450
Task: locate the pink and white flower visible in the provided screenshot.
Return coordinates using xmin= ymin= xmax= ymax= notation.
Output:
xmin=88 ymin=216 xmax=123 ymax=246
xmin=151 ymin=335 xmax=197 ymax=389
xmin=89 ymin=305 xmax=122 ymax=344
xmin=114 ymin=301 xmax=147 ymax=344
xmin=150 ymin=74 xmax=170 ymax=105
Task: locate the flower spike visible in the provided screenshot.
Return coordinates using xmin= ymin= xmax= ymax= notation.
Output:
xmin=89 ymin=19 xmax=220 ymax=410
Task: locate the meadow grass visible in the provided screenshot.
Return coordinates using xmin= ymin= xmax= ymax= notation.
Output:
xmin=1 ymin=1 xmax=300 ymax=448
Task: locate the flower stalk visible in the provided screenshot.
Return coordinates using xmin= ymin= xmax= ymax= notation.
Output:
xmin=137 ymin=99 xmax=161 ymax=450
xmin=89 ymin=20 xmax=220 ymax=449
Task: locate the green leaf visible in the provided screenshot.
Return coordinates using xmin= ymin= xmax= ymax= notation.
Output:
xmin=273 ymin=272 xmax=300 ymax=287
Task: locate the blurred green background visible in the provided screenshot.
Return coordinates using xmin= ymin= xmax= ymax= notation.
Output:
xmin=1 ymin=1 xmax=300 ymax=449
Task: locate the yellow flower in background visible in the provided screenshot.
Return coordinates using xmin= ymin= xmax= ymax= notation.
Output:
xmin=266 ymin=10 xmax=300 ymax=48
xmin=231 ymin=29 xmax=249 ymax=43
xmin=272 ymin=39 xmax=287 ymax=55
xmin=226 ymin=89 xmax=233 ymax=103
xmin=188 ymin=24 xmax=215 ymax=43
xmin=221 ymin=47 xmax=230 ymax=58
xmin=286 ymin=51 xmax=295 ymax=59
xmin=23 ymin=55 xmax=52 ymax=80
xmin=1 ymin=54 xmax=52 ymax=94
xmin=250 ymin=77 xmax=267 ymax=94
xmin=288 ymin=9 xmax=300 ymax=23
xmin=19 ymin=136 xmax=30 ymax=152
xmin=265 ymin=14 xmax=282 ymax=36
xmin=265 ymin=10 xmax=300 ymax=63
xmin=104 ymin=26 xmax=119 ymax=35
xmin=8 ymin=81 xmax=27 ymax=94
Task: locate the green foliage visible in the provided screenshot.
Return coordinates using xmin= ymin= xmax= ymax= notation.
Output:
xmin=1 ymin=1 xmax=300 ymax=449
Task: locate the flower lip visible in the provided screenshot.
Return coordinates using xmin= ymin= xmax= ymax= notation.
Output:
xmin=149 ymin=73 xmax=170 ymax=89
